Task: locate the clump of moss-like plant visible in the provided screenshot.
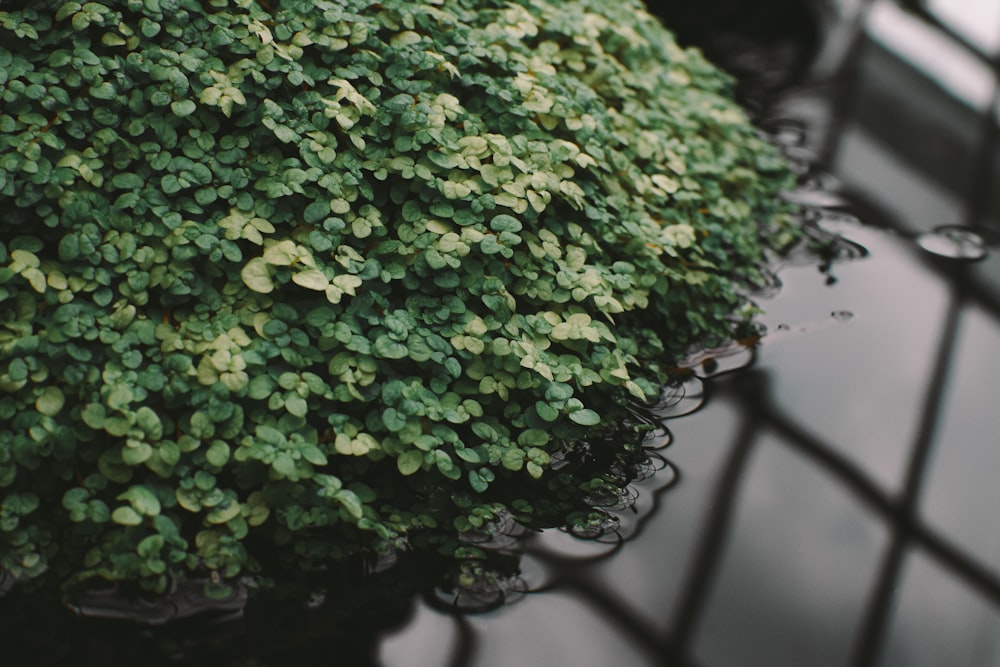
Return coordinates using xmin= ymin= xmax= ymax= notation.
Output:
xmin=0 ymin=0 xmax=797 ymax=600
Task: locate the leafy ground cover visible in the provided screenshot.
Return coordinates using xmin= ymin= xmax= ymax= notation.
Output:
xmin=0 ymin=0 xmax=798 ymax=600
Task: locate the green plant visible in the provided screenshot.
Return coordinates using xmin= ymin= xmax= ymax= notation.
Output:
xmin=0 ymin=0 xmax=797 ymax=597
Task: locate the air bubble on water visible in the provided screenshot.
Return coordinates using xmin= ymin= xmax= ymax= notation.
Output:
xmin=916 ymin=226 xmax=987 ymax=261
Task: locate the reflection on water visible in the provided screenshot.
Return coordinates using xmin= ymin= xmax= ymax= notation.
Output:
xmin=642 ymin=377 xmax=706 ymax=418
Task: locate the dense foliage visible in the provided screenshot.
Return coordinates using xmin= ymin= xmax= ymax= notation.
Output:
xmin=0 ymin=0 xmax=797 ymax=597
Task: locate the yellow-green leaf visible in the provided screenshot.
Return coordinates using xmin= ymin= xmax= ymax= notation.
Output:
xmin=292 ymin=269 xmax=329 ymax=290
xmin=35 ymin=386 xmax=65 ymax=416
xmin=241 ymin=257 xmax=274 ymax=293
xmin=111 ymin=506 xmax=143 ymax=526
xmin=397 ymin=449 xmax=423 ymax=475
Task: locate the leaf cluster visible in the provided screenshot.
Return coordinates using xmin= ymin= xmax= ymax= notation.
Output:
xmin=0 ymin=0 xmax=797 ymax=596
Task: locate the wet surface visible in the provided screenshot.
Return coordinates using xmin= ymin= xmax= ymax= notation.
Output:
xmin=5 ymin=2 xmax=1000 ymax=665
